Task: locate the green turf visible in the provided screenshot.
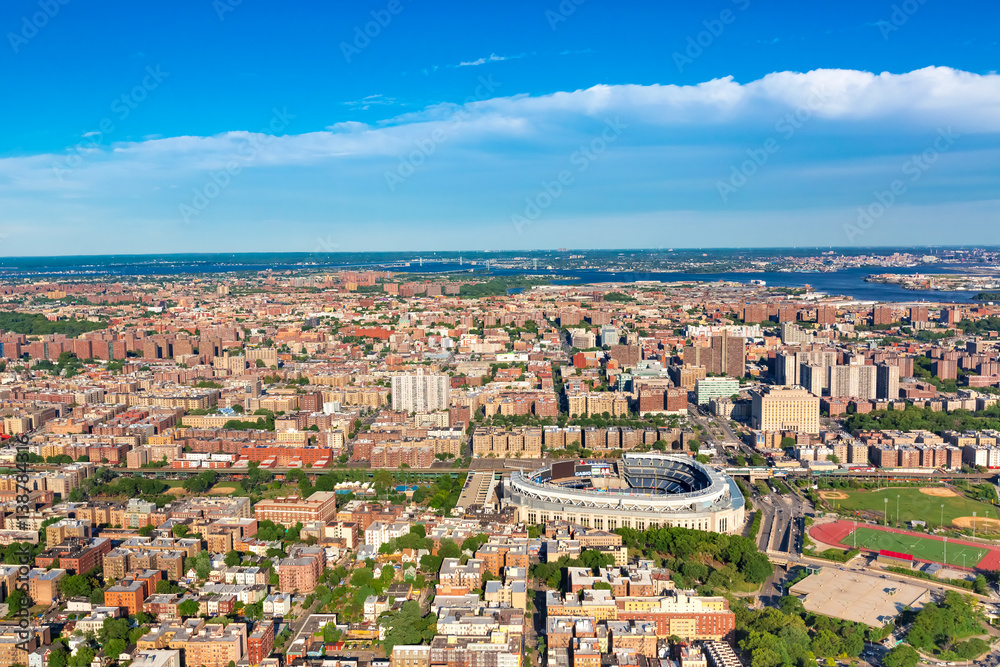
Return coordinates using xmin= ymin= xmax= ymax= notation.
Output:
xmin=844 ymin=526 xmax=988 ymax=568
xmin=824 ymin=487 xmax=998 ymax=530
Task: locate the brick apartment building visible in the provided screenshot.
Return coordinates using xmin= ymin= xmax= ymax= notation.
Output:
xmin=254 ymin=492 xmax=338 ymax=527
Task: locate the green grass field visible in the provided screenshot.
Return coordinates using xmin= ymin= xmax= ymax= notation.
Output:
xmin=824 ymin=486 xmax=998 ymax=530
xmin=845 ymin=527 xmax=988 ymax=568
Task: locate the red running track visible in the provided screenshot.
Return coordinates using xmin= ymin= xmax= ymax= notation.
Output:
xmin=809 ymin=520 xmax=1000 ymax=571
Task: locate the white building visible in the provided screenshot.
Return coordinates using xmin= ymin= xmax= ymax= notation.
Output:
xmin=364 ymin=521 xmax=410 ymax=551
xmin=130 ymin=651 xmax=182 ymax=667
xmin=263 ymin=592 xmax=292 ymax=617
xmin=391 ymin=371 xmax=450 ymax=413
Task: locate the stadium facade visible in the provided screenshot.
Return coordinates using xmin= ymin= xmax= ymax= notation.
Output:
xmin=503 ymin=453 xmax=745 ymax=534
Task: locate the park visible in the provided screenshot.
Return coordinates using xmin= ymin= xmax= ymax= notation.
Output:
xmin=818 ymin=485 xmax=1000 ymax=535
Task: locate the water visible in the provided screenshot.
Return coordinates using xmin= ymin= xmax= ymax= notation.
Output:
xmin=0 ymin=252 xmax=991 ymax=303
xmin=395 ymin=264 xmax=984 ymax=303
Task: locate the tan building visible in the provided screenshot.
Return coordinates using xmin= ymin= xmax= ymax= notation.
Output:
xmin=471 ymin=427 xmax=542 ymax=459
xmin=28 ymin=568 xmax=66 ymax=605
xmin=751 ymin=386 xmax=820 ymax=434
xmin=253 ymin=492 xmax=337 ymax=527
xmin=181 ymin=623 xmax=247 ymax=667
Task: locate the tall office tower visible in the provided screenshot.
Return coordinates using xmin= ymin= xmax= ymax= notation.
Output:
xmin=391 ymin=371 xmax=450 ymax=413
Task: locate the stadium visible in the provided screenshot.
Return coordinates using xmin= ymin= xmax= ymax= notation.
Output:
xmin=503 ymin=453 xmax=745 ymax=534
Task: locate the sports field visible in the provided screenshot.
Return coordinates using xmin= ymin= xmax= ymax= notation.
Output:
xmin=823 ymin=486 xmax=998 ymax=531
xmin=845 ymin=526 xmax=988 ymax=568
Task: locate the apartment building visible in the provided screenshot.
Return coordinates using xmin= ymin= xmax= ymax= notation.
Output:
xmin=253 ymin=492 xmax=338 ymax=527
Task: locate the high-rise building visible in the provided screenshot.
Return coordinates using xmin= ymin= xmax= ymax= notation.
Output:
xmin=684 ymin=333 xmax=745 ymax=378
xmin=799 ymin=364 xmax=824 ymax=396
xmin=775 ymin=349 xmax=836 ymax=387
xmin=815 ymin=305 xmax=836 ymax=326
xmin=779 ymin=323 xmax=809 ymax=345
xmin=828 ymin=364 xmax=878 ymax=400
xmin=391 ymin=371 xmax=450 ymax=413
xmin=778 ymin=305 xmax=799 ymax=323
xmin=876 ymin=363 xmax=900 ymax=400
xmin=872 ymin=306 xmax=895 ymax=326
xmin=751 ymin=386 xmax=820 ymax=434
xmin=775 ymin=351 xmax=798 ymax=385
xmin=932 ymin=359 xmax=958 ymax=380
xmin=600 ymin=325 xmax=619 ymax=347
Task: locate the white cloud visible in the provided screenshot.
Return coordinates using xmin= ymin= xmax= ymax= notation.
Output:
xmin=1 ymin=67 xmax=998 ymax=254
xmin=456 ymin=53 xmax=525 ymax=67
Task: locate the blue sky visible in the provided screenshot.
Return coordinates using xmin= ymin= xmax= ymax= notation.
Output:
xmin=0 ymin=0 xmax=998 ymax=255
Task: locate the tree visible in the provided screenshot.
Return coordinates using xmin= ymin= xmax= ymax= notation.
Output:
xmin=194 ymin=551 xmax=212 ymax=579
xmin=461 ymin=534 xmax=488 ymax=553
xmin=380 ymin=600 xmax=436 ymax=655
xmin=48 ymin=648 xmax=68 ymax=667
xmin=59 ymin=574 xmax=93 ymax=599
xmin=738 ymin=551 xmax=773 ymax=584
xmin=178 ymin=599 xmax=200 ymax=617
xmin=68 ymin=647 xmax=95 ymax=667
xmin=419 ymin=555 xmax=443 ymax=573
xmin=437 ymin=539 xmax=461 ymax=560
xmin=105 ymin=637 xmax=127 ymax=661
xmin=778 ymin=595 xmax=804 ymax=616
xmin=5 ymin=589 xmax=30 ymax=614
xmin=883 ymin=644 xmax=919 ymax=667
xmin=225 ymin=550 xmax=242 ymax=568
xmin=373 ymin=470 xmax=393 ymax=496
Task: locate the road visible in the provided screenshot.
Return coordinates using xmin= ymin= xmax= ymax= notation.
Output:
xmin=277 ymin=597 xmax=320 ymax=653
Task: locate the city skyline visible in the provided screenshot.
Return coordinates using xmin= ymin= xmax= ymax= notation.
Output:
xmin=1 ymin=1 xmax=997 ymax=255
